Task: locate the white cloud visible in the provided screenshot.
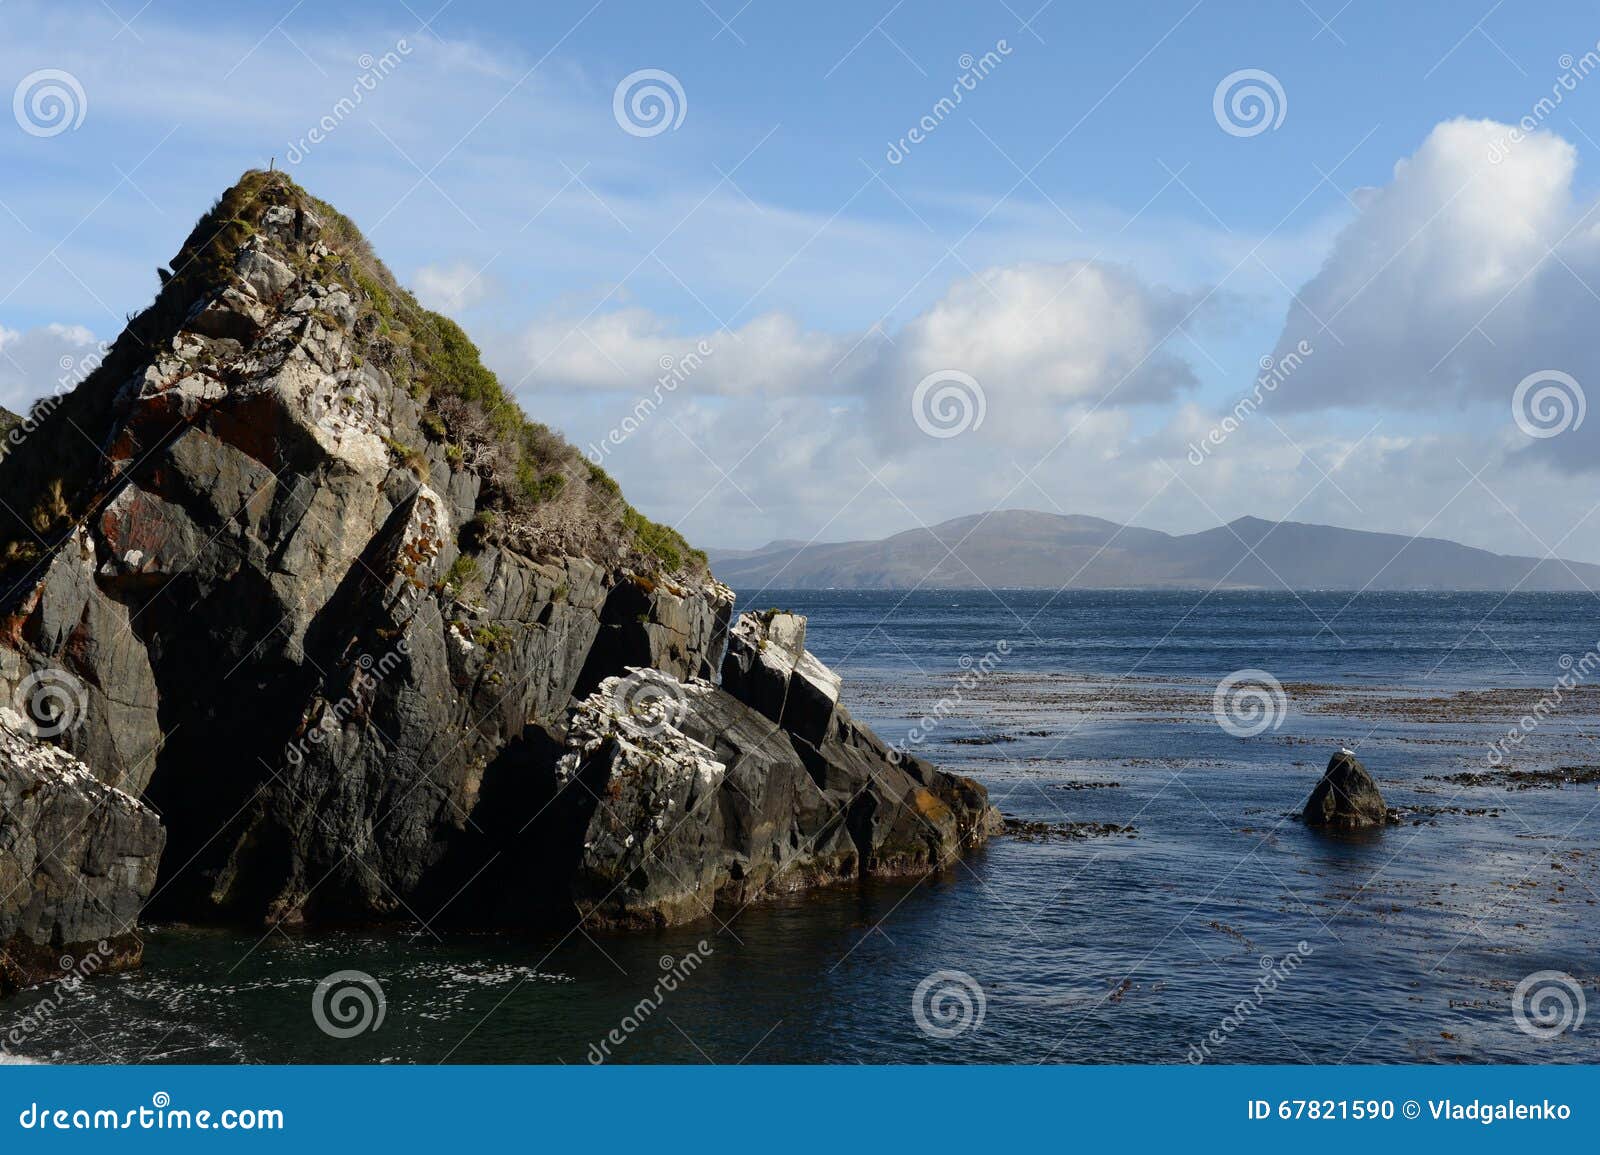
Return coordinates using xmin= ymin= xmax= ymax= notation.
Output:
xmin=487 ymin=257 xmax=1236 ymax=549
xmin=891 ymin=261 xmax=1205 ymax=406
xmin=514 ymin=308 xmax=856 ymax=398
xmin=488 ymin=189 xmax=1600 ymax=560
xmin=506 ymin=258 xmax=1217 ymax=456
xmin=0 ymin=323 xmax=101 ymax=414
xmin=412 ymin=262 xmax=496 ymax=311
xmin=1263 ymin=118 xmax=1600 ymax=472
xmin=490 ymin=166 xmax=1600 ymax=563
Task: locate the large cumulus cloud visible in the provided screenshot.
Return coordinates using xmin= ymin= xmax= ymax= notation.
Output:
xmin=512 ymin=257 xmax=1215 ymax=454
xmin=1263 ymin=118 xmax=1600 ymax=472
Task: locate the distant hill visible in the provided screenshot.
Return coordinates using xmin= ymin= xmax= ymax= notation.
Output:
xmin=706 ymin=510 xmax=1600 ymax=591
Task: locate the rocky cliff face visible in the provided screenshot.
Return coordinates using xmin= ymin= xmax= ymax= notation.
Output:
xmin=554 ymin=616 xmax=995 ymax=930
xmin=0 ymin=710 xmax=163 ymax=995
xmin=0 ymin=171 xmax=992 ymax=984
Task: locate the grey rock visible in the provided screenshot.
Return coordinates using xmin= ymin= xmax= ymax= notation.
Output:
xmin=187 ymin=285 xmax=268 ymax=342
xmin=552 ymin=668 xmax=992 ymax=929
xmin=786 ymin=650 xmax=844 ymax=746
xmin=236 ymin=249 xmax=296 ymax=300
xmin=1303 ymin=750 xmax=1389 ymax=829
xmin=0 ymin=531 xmax=164 ymax=793
xmin=721 ymin=611 xmax=841 ymax=745
xmin=0 ymin=709 xmax=164 ymax=996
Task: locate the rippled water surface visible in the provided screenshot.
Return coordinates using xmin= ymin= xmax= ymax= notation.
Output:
xmin=6 ymin=590 xmax=1599 ymax=1064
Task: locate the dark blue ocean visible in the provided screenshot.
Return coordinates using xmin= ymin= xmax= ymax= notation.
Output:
xmin=5 ymin=591 xmax=1598 ymax=1064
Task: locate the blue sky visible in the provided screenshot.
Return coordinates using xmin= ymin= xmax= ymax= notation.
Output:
xmin=7 ymin=0 xmax=1600 ymax=560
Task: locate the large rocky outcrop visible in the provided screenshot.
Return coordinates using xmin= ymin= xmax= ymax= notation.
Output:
xmin=0 ymin=709 xmax=164 ymax=996
xmin=549 ymin=627 xmax=995 ymax=929
xmin=0 ymin=171 xmax=993 ymax=968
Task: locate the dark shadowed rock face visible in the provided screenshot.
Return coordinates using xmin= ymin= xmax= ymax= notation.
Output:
xmin=0 ymin=172 xmax=992 ymax=968
xmin=1302 ymin=751 xmax=1389 ymax=829
xmin=0 ymin=710 xmax=164 ymax=996
xmin=547 ymin=620 xmax=998 ymax=930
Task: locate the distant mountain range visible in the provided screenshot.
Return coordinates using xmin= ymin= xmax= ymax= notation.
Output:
xmin=706 ymin=510 xmax=1600 ymax=591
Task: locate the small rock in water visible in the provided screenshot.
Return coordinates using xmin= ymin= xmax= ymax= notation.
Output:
xmin=1302 ymin=749 xmax=1389 ymax=829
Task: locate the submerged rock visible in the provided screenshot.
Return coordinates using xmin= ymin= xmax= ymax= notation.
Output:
xmin=1002 ymin=817 xmax=1137 ymax=842
xmin=1302 ymin=750 xmax=1389 ymax=829
xmin=0 ymin=709 xmax=164 ymax=996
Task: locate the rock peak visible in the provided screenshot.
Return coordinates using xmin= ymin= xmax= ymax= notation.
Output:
xmin=0 ymin=168 xmax=703 ymax=593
